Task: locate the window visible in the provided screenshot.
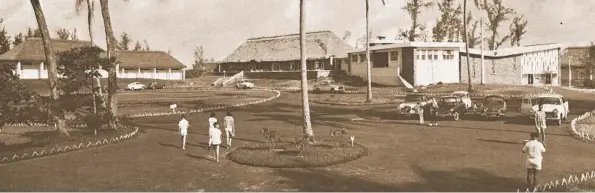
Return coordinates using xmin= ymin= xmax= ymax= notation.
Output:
xmin=421 ymin=51 xmax=426 ymax=60
xmin=433 ymin=50 xmax=439 ymax=60
xmin=472 ymin=60 xmax=476 ymax=78
xmin=372 ymin=52 xmax=389 ymax=68
xmin=491 ymin=60 xmax=496 ymax=73
xmin=359 ymin=54 xmax=365 ymax=62
xmin=428 ymin=50 xmax=433 ymax=60
xmin=351 ymin=54 xmax=358 ymax=62
xmin=390 ymin=51 xmax=398 ymax=61
xmin=415 ymin=51 xmax=420 ymax=60
xmin=527 ymin=74 xmax=534 ymax=85
xmin=545 ymin=73 xmax=552 ymax=84
xmin=513 ymin=58 xmax=517 ymax=70
xmin=443 ymin=50 xmax=454 ymax=60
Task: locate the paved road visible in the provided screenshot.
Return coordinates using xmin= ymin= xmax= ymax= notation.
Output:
xmin=1 ymin=88 xmax=594 ymax=191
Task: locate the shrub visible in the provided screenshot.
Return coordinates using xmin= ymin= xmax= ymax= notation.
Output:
xmin=583 ymin=79 xmax=595 ymax=89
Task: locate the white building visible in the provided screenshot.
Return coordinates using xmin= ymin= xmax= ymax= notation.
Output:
xmin=0 ymin=38 xmax=186 ymax=80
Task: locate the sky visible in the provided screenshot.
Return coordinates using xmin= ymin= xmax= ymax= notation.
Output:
xmin=2 ymin=0 xmax=595 ymax=68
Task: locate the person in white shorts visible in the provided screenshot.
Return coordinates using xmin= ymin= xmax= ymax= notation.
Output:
xmin=416 ymin=101 xmax=424 ymax=125
xmin=209 ymin=122 xmax=223 ymax=162
xmin=207 ymin=112 xmax=217 ymax=150
xmin=534 ymin=104 xmax=547 ymax=146
xmin=223 ymin=111 xmax=235 ymax=148
xmin=522 ymin=132 xmax=546 ymax=191
xmin=178 ymin=114 xmax=189 ymax=150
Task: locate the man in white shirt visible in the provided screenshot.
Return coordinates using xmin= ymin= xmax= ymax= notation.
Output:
xmin=522 ymin=132 xmax=546 ymax=191
xmin=534 ymin=104 xmax=547 ymax=146
xmin=209 ymin=122 xmax=222 ymax=162
xmin=178 ymin=114 xmax=189 ymax=150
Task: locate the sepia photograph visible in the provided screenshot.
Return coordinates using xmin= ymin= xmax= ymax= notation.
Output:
xmin=1 ymin=0 xmax=595 ymax=192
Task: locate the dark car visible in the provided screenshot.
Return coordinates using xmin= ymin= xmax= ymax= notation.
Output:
xmin=477 ymin=94 xmax=507 ymax=120
xmin=436 ymin=96 xmax=467 ymax=121
xmin=147 ymin=82 xmax=165 ymax=90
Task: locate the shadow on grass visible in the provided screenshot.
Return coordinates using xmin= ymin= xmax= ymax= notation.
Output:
xmin=185 ymin=153 xmax=214 ymax=162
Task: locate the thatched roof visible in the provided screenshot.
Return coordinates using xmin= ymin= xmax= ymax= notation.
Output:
xmin=222 ymin=31 xmax=354 ymax=63
xmin=115 ymin=51 xmax=186 ymax=69
xmin=0 ymin=38 xmax=92 ymax=61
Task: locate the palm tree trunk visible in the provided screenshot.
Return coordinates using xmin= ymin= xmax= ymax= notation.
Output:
xmin=99 ymin=0 xmax=118 ymax=129
xmin=86 ymin=0 xmax=106 ymax=114
xmin=30 ymin=0 xmax=69 ymax=136
xmin=299 ymin=0 xmax=314 ymax=138
xmin=463 ymin=0 xmax=474 ymax=92
xmin=365 ymin=0 xmax=373 ymax=103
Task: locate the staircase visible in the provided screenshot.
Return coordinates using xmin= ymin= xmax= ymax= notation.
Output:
xmin=212 ymin=71 xmax=245 ymax=87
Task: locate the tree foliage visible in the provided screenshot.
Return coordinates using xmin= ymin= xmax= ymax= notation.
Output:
xmin=509 ymin=14 xmax=528 ymax=47
xmin=0 ymin=18 xmax=11 ymax=55
xmin=402 ymin=0 xmax=434 ymax=41
xmin=13 ymin=32 xmax=24 ymax=47
xmin=56 ymin=28 xmax=71 ymax=40
xmin=186 ymin=45 xmax=207 ymax=78
xmin=25 ymin=27 xmax=42 ymax=40
xmin=477 ymin=0 xmax=515 ymax=50
xmin=463 ymin=13 xmax=481 ymax=48
xmin=117 ymin=32 xmax=132 ymax=51
xmin=133 ymin=40 xmax=142 ymax=51
xmin=432 ymin=0 xmax=462 ymax=42
xmin=0 ymin=64 xmax=40 ymax=129
xmin=143 ymin=39 xmax=150 ymax=51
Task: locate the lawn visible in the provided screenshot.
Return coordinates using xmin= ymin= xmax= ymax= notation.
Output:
xmin=117 ymin=89 xmax=277 ymax=116
xmin=309 ymin=93 xmax=403 ymax=105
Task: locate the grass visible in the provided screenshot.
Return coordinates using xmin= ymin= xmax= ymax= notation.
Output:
xmin=227 ymin=140 xmax=367 ymax=168
xmin=0 ymin=125 xmax=134 ymax=159
xmin=116 ymin=90 xmax=276 ymax=116
xmin=309 ymin=93 xmax=403 ymax=104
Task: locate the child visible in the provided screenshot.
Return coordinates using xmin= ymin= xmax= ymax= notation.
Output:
xmin=178 ymin=114 xmax=189 ymax=150
xmin=209 ymin=122 xmax=223 ymax=162
xmin=207 ymin=112 xmax=217 ymax=150
xmin=416 ymin=102 xmax=424 ymax=125
xmin=522 ymin=132 xmax=546 ymax=191
xmin=224 ymin=111 xmax=235 ymax=148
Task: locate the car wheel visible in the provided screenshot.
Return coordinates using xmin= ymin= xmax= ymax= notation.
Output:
xmin=330 ymin=88 xmax=336 ymax=93
xmin=453 ymin=112 xmax=460 ymax=121
xmin=314 ymin=88 xmax=321 ymax=93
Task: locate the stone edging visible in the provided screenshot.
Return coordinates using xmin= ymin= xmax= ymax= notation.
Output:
xmin=0 ymin=127 xmax=139 ymax=164
xmin=569 ymin=111 xmax=595 ymax=141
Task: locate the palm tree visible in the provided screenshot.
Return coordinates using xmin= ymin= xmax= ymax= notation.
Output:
xmin=99 ymin=0 xmax=119 ymax=129
xmin=463 ymin=0 xmax=474 ymax=92
xmin=75 ymin=0 xmax=105 ymax=116
xmin=299 ymin=0 xmax=314 ymax=140
xmin=364 ymin=0 xmax=386 ymax=103
xmin=30 ymin=0 xmax=69 ymax=136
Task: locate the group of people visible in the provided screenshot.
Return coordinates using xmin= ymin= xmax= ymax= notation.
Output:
xmin=523 ymin=103 xmax=549 ymax=191
xmin=177 ymin=111 xmax=236 ymax=162
xmin=415 ymin=98 xmax=439 ymax=126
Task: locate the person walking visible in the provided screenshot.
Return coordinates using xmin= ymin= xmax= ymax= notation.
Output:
xmin=223 ymin=111 xmax=235 ymax=148
xmin=416 ymin=101 xmax=424 ymax=125
xmin=209 ymin=122 xmax=223 ymax=162
xmin=178 ymin=114 xmax=189 ymax=150
xmin=428 ymin=98 xmax=439 ymax=126
xmin=207 ymin=112 xmax=217 ymax=150
xmin=534 ymin=104 xmax=547 ymax=146
xmin=522 ymin=132 xmax=546 ymax=191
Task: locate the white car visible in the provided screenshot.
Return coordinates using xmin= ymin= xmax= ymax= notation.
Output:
xmin=520 ymin=93 xmax=569 ymax=125
xmin=313 ymin=81 xmax=345 ymax=93
xmin=236 ymin=79 xmax=255 ymax=89
xmin=397 ymin=94 xmax=431 ymax=117
xmin=451 ymin=91 xmax=473 ymax=109
xmin=126 ymin=82 xmax=146 ymax=90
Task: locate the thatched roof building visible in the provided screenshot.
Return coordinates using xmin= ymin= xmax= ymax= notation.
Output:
xmin=222 ymin=31 xmax=353 ymax=63
xmin=0 ymin=38 xmax=92 ymax=62
xmin=115 ymin=51 xmax=186 ymax=70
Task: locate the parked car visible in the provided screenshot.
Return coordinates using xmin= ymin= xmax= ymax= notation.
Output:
xmin=436 ymin=96 xmax=467 ymax=121
xmin=451 ymin=91 xmax=473 ymax=109
xmin=397 ymin=94 xmax=431 ymax=118
xmin=520 ymin=93 xmax=569 ymax=125
xmin=477 ymin=94 xmax=507 ymax=120
xmin=126 ymin=82 xmax=146 ymax=90
xmin=313 ymin=81 xmax=345 ymax=93
xmin=147 ymin=82 xmax=165 ymax=90
xmin=236 ymin=79 xmax=255 ymax=89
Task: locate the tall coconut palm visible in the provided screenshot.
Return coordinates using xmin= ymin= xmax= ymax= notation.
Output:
xmin=75 ymin=0 xmax=105 ymax=116
xmin=299 ymin=0 xmax=314 ymax=140
xmin=30 ymin=0 xmax=69 ymax=136
xmin=364 ymin=0 xmax=386 ymax=103
xmin=99 ymin=0 xmax=118 ymax=129
xmin=463 ymin=0 xmax=474 ymax=92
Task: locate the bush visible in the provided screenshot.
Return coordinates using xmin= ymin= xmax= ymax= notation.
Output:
xmin=227 ymin=141 xmax=367 ymax=168
xmin=583 ymin=79 xmax=595 ymax=89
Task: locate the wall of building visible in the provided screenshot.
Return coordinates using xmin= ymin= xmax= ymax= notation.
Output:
xmin=348 ymin=49 xmax=402 ymax=86
xmin=244 ymin=70 xmax=328 ymax=80
xmin=413 ymin=48 xmax=460 ymax=86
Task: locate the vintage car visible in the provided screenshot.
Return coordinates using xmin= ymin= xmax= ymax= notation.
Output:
xmin=477 ymin=94 xmax=507 ymax=119
xmin=313 ymin=81 xmax=345 ymax=93
xmin=126 ymin=82 xmax=146 ymax=90
xmin=520 ymin=93 xmax=569 ymax=125
xmin=397 ymin=94 xmax=431 ymax=117
xmin=236 ymin=79 xmax=255 ymax=89
xmin=451 ymin=91 xmax=473 ymax=109
xmin=147 ymin=82 xmax=165 ymax=90
xmin=436 ymin=96 xmax=467 ymax=121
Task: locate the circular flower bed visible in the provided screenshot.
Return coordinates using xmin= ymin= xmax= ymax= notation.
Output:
xmin=227 ymin=141 xmax=368 ymax=168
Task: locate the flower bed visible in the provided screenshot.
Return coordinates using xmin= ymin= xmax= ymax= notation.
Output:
xmin=227 ymin=141 xmax=367 ymax=168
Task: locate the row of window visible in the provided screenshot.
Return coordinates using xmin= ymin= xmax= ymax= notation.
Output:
xmin=415 ymin=50 xmax=455 ymax=61
xmin=350 ymin=51 xmax=400 ymax=63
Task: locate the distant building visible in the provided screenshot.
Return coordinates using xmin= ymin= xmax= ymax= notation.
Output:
xmin=0 ymin=38 xmax=186 ymax=80
xmin=560 ymin=45 xmax=592 ymax=85
xmin=459 ymin=43 xmax=563 ymax=86
xmin=220 ymin=30 xmax=354 ymax=79
xmin=348 ymin=42 xmax=465 ymax=86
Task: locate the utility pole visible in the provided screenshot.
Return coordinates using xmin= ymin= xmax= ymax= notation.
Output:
xmin=480 ymin=16 xmax=485 ymax=85
xmin=569 ymin=56 xmax=572 ymax=87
